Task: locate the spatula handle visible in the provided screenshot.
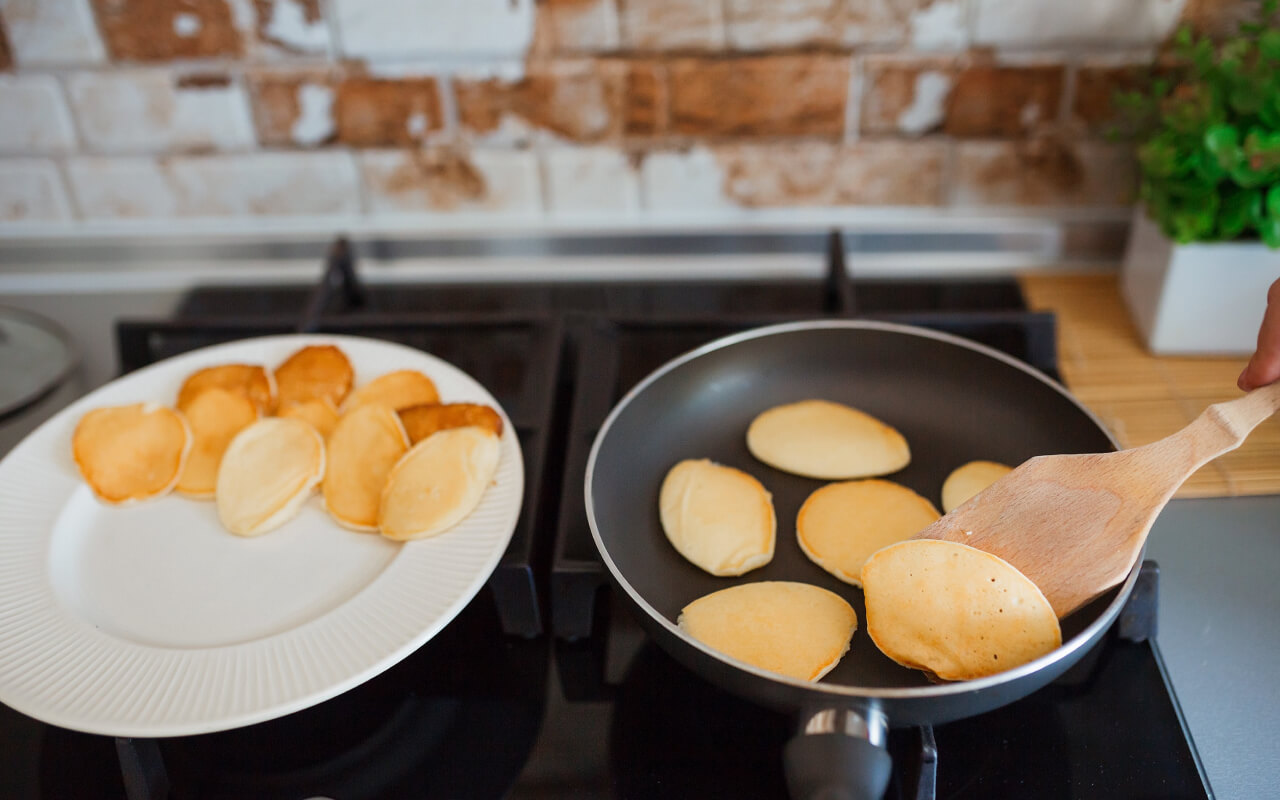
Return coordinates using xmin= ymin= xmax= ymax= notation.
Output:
xmin=1172 ymin=380 xmax=1280 ymax=467
xmin=1213 ymin=380 xmax=1280 ymax=437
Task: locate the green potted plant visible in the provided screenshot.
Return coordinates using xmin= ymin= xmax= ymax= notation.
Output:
xmin=1116 ymin=2 xmax=1280 ymax=354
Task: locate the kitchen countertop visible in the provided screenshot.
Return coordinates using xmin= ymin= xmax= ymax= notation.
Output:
xmin=1145 ymin=495 xmax=1280 ymax=800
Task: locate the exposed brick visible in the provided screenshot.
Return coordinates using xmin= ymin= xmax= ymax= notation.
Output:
xmin=668 ymin=56 xmax=850 ymax=138
xmin=455 ymin=61 xmax=624 ymax=143
xmin=247 ymin=69 xmax=337 ymax=147
xmin=334 ymin=77 xmax=444 ymax=147
xmin=532 ymin=0 xmax=618 ymax=53
xmin=725 ymin=0 xmax=938 ymax=50
xmin=360 ymin=148 xmax=541 ymax=213
xmin=944 ymin=64 xmax=1064 ymax=137
xmin=1072 ymin=63 xmax=1169 ymax=133
xmin=617 ymin=0 xmax=723 ymax=50
xmin=713 ymin=140 xmax=946 ymax=207
xmin=91 ymin=0 xmax=244 ymax=61
xmin=953 ymin=138 xmax=1137 ymax=207
xmin=252 ymin=0 xmax=328 ymax=54
xmin=860 ymin=56 xmax=956 ymax=136
xmin=623 ymin=61 xmax=666 ymax=136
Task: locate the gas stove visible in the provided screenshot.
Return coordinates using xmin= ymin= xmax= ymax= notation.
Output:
xmin=0 ymin=233 xmax=1212 ymax=799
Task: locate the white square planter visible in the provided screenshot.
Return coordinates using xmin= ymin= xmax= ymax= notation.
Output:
xmin=1121 ymin=207 xmax=1280 ymax=355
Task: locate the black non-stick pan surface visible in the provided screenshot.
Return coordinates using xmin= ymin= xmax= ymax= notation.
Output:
xmin=586 ymin=320 xmax=1141 ymax=728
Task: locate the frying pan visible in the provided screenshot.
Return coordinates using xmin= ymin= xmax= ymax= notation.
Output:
xmin=585 ymin=320 xmax=1140 ymax=800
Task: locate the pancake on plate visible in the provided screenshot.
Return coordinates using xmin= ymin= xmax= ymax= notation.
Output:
xmin=797 ymin=479 xmax=940 ymax=587
xmin=72 ymin=402 xmax=191 ymax=505
xmin=277 ymin=397 xmax=340 ymax=439
xmin=344 ymin=370 xmax=440 ymax=413
xmin=176 ymin=363 xmax=275 ymax=415
xmin=678 ymin=581 xmax=857 ymax=682
xmin=378 ymin=426 xmax=500 ymax=541
xmin=175 ymin=387 xmax=259 ymax=498
xmin=399 ymin=402 xmax=503 ymax=445
xmin=658 ymin=458 xmax=776 ymax=577
xmin=215 ymin=417 xmax=325 ymax=537
xmin=746 ymin=399 xmax=910 ymax=479
xmin=861 ymin=539 xmax=1062 ymax=681
xmin=273 ymin=344 xmax=354 ymax=410
xmin=323 ymin=404 xmax=410 ymax=531
xmin=941 ymin=460 xmax=1014 ymax=513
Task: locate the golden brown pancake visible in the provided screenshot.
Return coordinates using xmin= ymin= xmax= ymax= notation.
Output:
xmin=746 ymin=399 xmax=910 ymax=479
xmin=177 ymin=363 xmax=275 ymax=415
xmin=72 ymin=402 xmax=191 ymax=505
xmin=273 ymin=344 xmax=354 ymax=410
xmin=175 ymin=387 xmax=259 ymax=498
xmin=343 ymin=370 xmax=440 ymax=413
xmin=941 ymin=460 xmax=1013 ymax=513
xmin=658 ymin=459 xmax=776 ymax=577
xmin=678 ymin=581 xmax=857 ymax=682
xmin=277 ymin=397 xmax=340 ymax=439
xmin=398 ymin=402 xmax=503 ymax=445
xmin=215 ymin=418 xmax=325 ymax=536
xmin=323 ymin=404 xmax=410 ymax=531
xmin=378 ymin=426 xmax=500 ymax=541
xmin=796 ymin=479 xmax=940 ymax=587
xmin=861 ymin=539 xmax=1062 ymax=681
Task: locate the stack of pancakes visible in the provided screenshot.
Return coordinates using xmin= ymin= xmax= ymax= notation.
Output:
xmin=71 ymin=343 xmax=504 ymax=542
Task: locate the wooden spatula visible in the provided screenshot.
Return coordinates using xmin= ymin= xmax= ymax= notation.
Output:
xmin=913 ymin=381 xmax=1280 ymax=618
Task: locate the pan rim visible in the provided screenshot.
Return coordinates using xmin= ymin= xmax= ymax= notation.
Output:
xmin=585 ymin=317 xmax=1140 ymax=700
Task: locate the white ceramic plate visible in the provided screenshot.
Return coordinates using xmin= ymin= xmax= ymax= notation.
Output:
xmin=0 ymin=334 xmax=523 ymax=737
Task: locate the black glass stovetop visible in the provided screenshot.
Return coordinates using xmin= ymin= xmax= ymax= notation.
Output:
xmin=0 ymin=236 xmax=1213 ymax=799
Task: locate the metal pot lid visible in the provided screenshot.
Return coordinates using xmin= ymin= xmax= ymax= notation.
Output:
xmin=0 ymin=307 xmax=78 ymax=421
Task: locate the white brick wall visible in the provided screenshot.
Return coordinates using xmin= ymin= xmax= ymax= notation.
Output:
xmin=0 ymin=75 xmax=77 ymax=154
xmin=0 ymin=0 xmax=105 ymax=66
xmin=66 ymin=71 xmax=256 ymax=155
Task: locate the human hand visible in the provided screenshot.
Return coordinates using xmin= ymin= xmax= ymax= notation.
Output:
xmin=1238 ymin=277 xmax=1280 ymax=391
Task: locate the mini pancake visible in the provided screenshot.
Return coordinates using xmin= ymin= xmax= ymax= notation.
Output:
xmin=175 ymin=387 xmax=259 ymax=498
xmin=379 ymin=426 xmax=500 ymax=541
xmin=273 ymin=344 xmax=354 ymax=410
xmin=344 ymin=370 xmax=440 ymax=413
xmin=277 ymin=397 xmax=340 ymax=439
xmin=215 ymin=417 xmax=325 ymax=537
xmin=323 ymin=404 xmax=410 ymax=531
xmin=746 ymin=399 xmax=910 ymax=479
xmin=861 ymin=539 xmax=1062 ymax=682
xmin=177 ymin=363 xmax=275 ymax=415
xmin=941 ymin=460 xmax=1014 ymax=513
xmin=677 ymin=582 xmax=857 ymax=682
xmin=399 ymin=402 xmax=503 ymax=445
xmin=658 ymin=459 xmax=776 ymax=577
xmin=72 ymin=403 xmax=191 ymax=505
xmin=797 ymin=479 xmax=940 ymax=587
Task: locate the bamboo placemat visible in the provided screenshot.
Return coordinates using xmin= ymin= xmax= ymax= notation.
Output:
xmin=1019 ymin=273 xmax=1280 ymax=498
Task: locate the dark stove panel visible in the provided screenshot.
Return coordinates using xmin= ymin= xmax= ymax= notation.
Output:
xmin=0 ymin=235 xmax=1209 ymax=800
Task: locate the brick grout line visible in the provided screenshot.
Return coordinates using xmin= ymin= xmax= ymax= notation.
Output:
xmin=843 ymin=55 xmax=862 ymax=145
xmin=51 ymin=155 xmax=85 ymax=222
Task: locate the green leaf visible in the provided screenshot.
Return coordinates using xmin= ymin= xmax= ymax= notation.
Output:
xmin=1267 ymin=186 xmax=1280 ymax=220
xmin=1260 ymin=29 xmax=1280 ymax=60
xmin=1258 ymin=216 xmax=1280 ymax=249
xmin=1204 ymin=123 xmax=1242 ymax=168
xmin=1219 ymin=189 xmax=1259 ymax=239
